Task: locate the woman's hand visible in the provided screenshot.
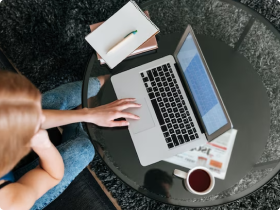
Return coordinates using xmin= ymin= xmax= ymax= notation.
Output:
xmin=85 ymin=98 xmax=141 ymax=127
xmin=30 ymin=129 xmax=52 ymax=149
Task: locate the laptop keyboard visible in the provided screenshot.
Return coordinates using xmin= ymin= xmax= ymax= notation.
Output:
xmin=141 ymin=63 xmax=199 ymax=149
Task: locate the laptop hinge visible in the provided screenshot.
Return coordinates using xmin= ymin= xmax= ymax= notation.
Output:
xmin=173 ymin=62 xmax=206 ymax=135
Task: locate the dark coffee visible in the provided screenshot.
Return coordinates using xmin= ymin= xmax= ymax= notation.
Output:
xmin=188 ymin=169 xmax=211 ymax=192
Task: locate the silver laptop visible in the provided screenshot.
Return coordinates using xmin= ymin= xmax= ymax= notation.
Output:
xmin=111 ymin=25 xmax=232 ymax=166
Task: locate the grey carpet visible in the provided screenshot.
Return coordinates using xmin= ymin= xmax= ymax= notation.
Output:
xmin=1 ymin=0 xmax=280 ymax=209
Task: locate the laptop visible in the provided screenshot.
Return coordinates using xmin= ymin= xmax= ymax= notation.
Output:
xmin=111 ymin=25 xmax=232 ymax=166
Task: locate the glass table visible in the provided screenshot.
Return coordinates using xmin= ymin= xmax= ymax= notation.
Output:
xmin=82 ymin=0 xmax=280 ymax=207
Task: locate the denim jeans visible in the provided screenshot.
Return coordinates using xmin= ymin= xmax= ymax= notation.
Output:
xmin=13 ymin=78 xmax=100 ymax=210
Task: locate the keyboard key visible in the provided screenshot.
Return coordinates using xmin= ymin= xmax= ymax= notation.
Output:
xmin=143 ymin=77 xmax=149 ymax=82
xmin=168 ymin=143 xmax=174 ymax=149
xmin=188 ymin=117 xmax=192 ymax=121
xmin=179 ymin=108 xmax=184 ymax=113
xmin=163 ymin=132 xmax=169 ymax=138
xmin=171 ymin=87 xmax=176 ymax=92
xmin=181 ymin=129 xmax=187 ymax=134
xmin=178 ymin=103 xmax=182 ymax=108
xmin=173 ymin=107 xmax=178 ymax=113
xmin=148 ymin=93 xmax=155 ymax=99
xmin=174 ymin=124 xmax=179 ymax=129
xmin=175 ymin=113 xmax=180 ymax=118
xmin=188 ymin=129 xmax=193 ymax=135
xmin=179 ymin=123 xmax=184 ymax=128
xmin=159 ymin=87 xmax=164 ymax=92
xmin=169 ymin=68 xmax=173 ymax=73
xmin=167 ymin=63 xmax=171 ymax=68
xmin=183 ymin=134 xmax=190 ymax=142
xmin=165 ymin=118 xmax=170 ymax=123
xmin=163 ymin=81 xmax=168 ymax=86
xmin=157 ymin=66 xmax=163 ymax=71
xmin=166 ymin=137 xmax=172 ymax=143
xmin=169 ymin=82 xmax=174 ymax=87
xmin=191 ymin=122 xmax=194 ymax=127
xmin=175 ymin=84 xmax=179 ymax=89
xmin=167 ymin=123 xmax=172 ymax=128
xmin=169 ymin=129 xmax=174 ymax=134
xmin=171 ymin=73 xmax=175 ymax=78
xmin=173 ymin=92 xmax=178 ymax=98
xmin=157 ymin=97 xmax=162 ymax=102
xmin=151 ymin=99 xmax=164 ymax=125
xmin=180 ymin=95 xmax=184 ymax=99
xmin=145 ymin=83 xmax=148 ymax=88
xmin=182 ymin=100 xmax=185 ymax=105
xmin=182 ymin=113 xmax=186 ymax=118
xmin=171 ymin=134 xmax=179 ymax=146
xmin=171 ymin=119 xmax=176 ymax=124
xmin=153 ymin=87 xmax=158 ymax=92
xmin=165 ymin=72 xmax=170 ymax=77
xmin=157 ymin=82 xmax=162 ymax=87
xmin=159 ymin=71 xmax=164 ymax=76
xmin=165 ymin=87 xmax=170 ymax=92
xmin=155 ymin=92 xmax=160 ymax=97
xmin=171 ymin=102 xmax=176 ymax=107
xmin=195 ymin=133 xmax=199 ymax=138
xmin=178 ymin=135 xmax=185 ymax=144
xmin=184 ymin=106 xmax=188 ymax=110
xmin=190 ymin=135 xmax=195 ymax=140
xmin=141 ymin=73 xmax=144 ymax=77
xmin=176 ymin=129 xmax=181 ymax=135
xmin=177 ymin=118 xmax=182 ymax=123
xmin=161 ymin=125 xmax=167 ymax=132
xmin=167 ymin=108 xmax=172 ymax=113
xmin=163 ymin=112 xmax=168 ymax=118
xmin=167 ymin=77 xmax=172 ymax=82
xmin=161 ymin=77 xmax=166 ymax=82
xmin=163 ymin=98 xmax=168 ymax=103
xmin=166 ymin=103 xmax=170 ymax=108
xmin=167 ymin=92 xmax=172 ymax=97
xmin=183 ymin=119 xmax=189 ymax=124
xmin=151 ymin=81 xmax=156 ymax=87
xmin=186 ymin=124 xmax=191 ymax=129
xmin=152 ymin=68 xmax=158 ymax=77
xmin=193 ymin=128 xmax=196 ymax=133
xmin=161 ymin=92 xmax=166 ymax=97
xmin=175 ymin=97 xmax=180 ymax=103
xmin=155 ymin=77 xmax=160 ymax=82
xmin=169 ymin=97 xmax=174 ymax=102
xmin=178 ymin=90 xmax=181 ymax=94
xmin=147 ymin=87 xmax=152 ymax=93
xmin=147 ymin=70 xmax=154 ymax=81
xmin=159 ymin=102 xmax=164 ymax=107
xmin=186 ymin=111 xmax=190 ymax=116
xmin=163 ymin=64 xmax=168 ymax=72
xmin=173 ymin=79 xmax=177 ymax=84
xmin=169 ymin=113 xmax=175 ymax=118
xmin=161 ymin=107 xmax=166 ymax=113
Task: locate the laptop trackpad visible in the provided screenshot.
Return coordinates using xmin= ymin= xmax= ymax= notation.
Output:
xmin=127 ymin=98 xmax=155 ymax=134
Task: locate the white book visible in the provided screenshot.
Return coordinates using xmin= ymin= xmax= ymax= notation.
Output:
xmin=85 ymin=1 xmax=159 ymax=69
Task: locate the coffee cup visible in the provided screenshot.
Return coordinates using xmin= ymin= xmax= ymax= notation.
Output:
xmin=174 ymin=167 xmax=215 ymax=195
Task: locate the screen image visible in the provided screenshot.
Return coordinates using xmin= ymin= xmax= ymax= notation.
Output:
xmin=177 ymin=33 xmax=227 ymax=135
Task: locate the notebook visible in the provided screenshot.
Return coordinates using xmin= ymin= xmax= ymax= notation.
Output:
xmin=85 ymin=0 xmax=160 ymax=69
xmin=89 ymin=11 xmax=158 ymax=65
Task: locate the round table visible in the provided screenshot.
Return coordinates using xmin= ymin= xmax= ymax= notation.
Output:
xmin=82 ymin=0 xmax=280 ymax=207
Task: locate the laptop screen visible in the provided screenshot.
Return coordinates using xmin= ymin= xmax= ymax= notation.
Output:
xmin=177 ymin=33 xmax=228 ymax=135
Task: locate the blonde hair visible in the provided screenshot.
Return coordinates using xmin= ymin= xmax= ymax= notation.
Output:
xmin=0 ymin=70 xmax=41 ymax=177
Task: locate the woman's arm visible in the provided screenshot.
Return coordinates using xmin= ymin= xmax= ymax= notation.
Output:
xmin=0 ymin=130 xmax=64 ymax=210
xmin=42 ymin=98 xmax=141 ymax=129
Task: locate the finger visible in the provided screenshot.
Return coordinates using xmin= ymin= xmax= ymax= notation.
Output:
xmin=109 ymin=120 xmax=129 ymax=127
xmin=115 ymin=111 xmax=140 ymax=119
xmin=115 ymin=98 xmax=136 ymax=104
xmin=117 ymin=102 xmax=141 ymax=110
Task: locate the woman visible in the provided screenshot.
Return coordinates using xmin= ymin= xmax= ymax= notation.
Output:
xmin=0 ymin=70 xmax=140 ymax=210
